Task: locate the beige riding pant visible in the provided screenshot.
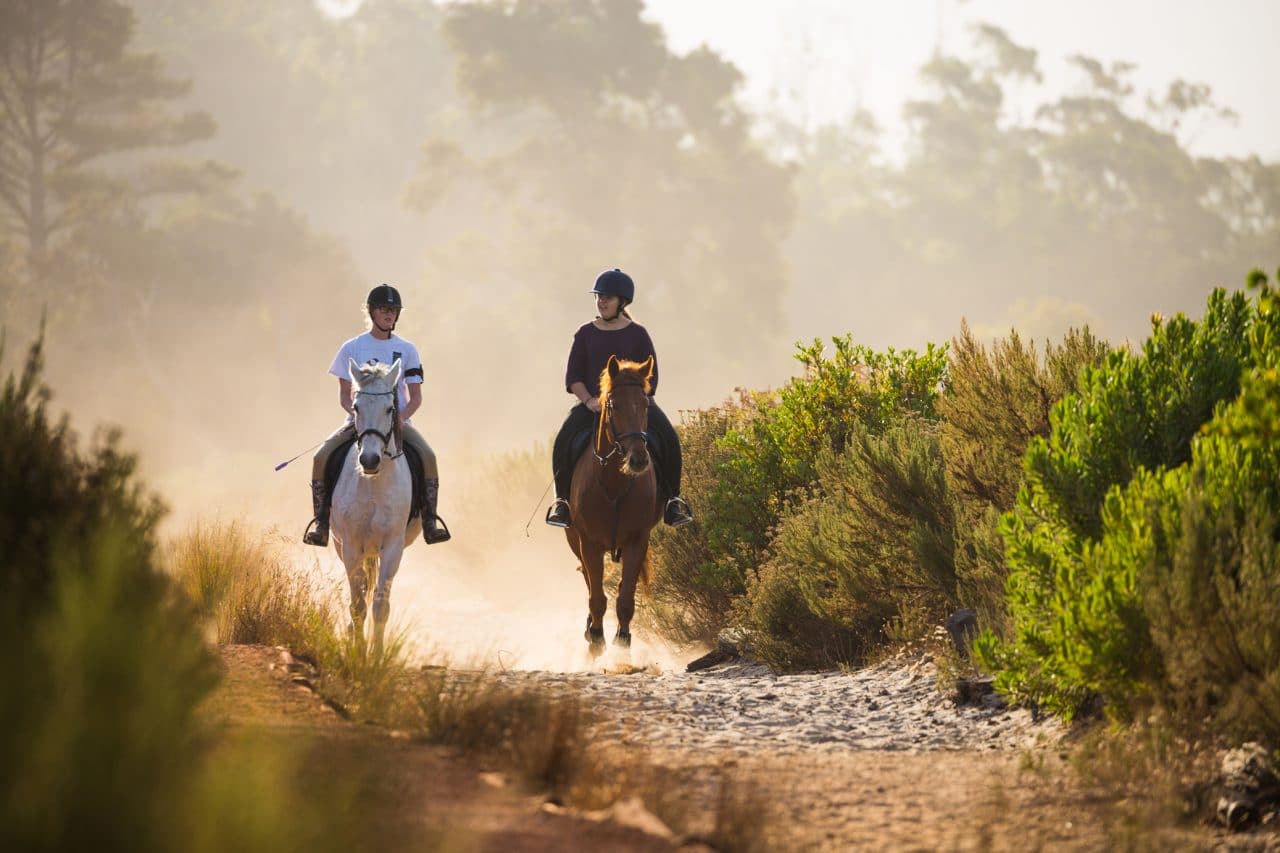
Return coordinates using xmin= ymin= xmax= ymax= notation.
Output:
xmin=311 ymin=422 xmax=438 ymax=481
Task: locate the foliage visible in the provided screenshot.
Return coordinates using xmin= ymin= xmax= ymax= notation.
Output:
xmin=709 ymin=337 xmax=948 ymax=569
xmin=415 ymin=0 xmax=795 ymax=413
xmin=644 ymin=393 xmax=763 ymax=644
xmin=979 ymin=279 xmax=1279 ymax=717
xmin=0 ymin=0 xmax=217 ymax=275
xmin=940 ymin=322 xmax=1111 ymax=626
xmin=786 ymin=24 xmax=1279 ymax=350
xmin=0 ymin=335 xmax=366 ymax=851
xmin=167 ymin=520 xmax=333 ymax=649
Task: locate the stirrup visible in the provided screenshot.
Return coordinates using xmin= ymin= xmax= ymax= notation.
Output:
xmin=545 ymin=499 xmax=571 ymax=528
xmin=663 ymin=496 xmax=694 ymax=527
xmin=423 ymin=514 xmax=451 ymax=545
xmin=302 ymin=517 xmax=329 ymax=546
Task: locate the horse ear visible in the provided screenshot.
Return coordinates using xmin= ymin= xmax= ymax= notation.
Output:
xmin=347 ymin=357 xmax=362 ymax=383
xmin=607 ymin=354 xmax=620 ymax=379
xmin=642 ymin=355 xmax=655 ymax=378
xmin=387 ymin=358 xmax=402 ymax=387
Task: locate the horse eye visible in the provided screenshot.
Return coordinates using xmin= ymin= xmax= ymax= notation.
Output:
xmin=386 ymin=407 xmax=393 ymax=415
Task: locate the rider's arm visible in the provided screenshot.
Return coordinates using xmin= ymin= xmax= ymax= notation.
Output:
xmin=402 ymin=382 xmax=422 ymax=422
xmin=570 ymin=381 xmax=601 ymax=412
xmin=338 ymin=378 xmax=353 ymax=415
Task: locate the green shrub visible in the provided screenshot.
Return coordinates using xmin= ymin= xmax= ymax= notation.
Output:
xmin=940 ymin=323 xmax=1110 ymax=629
xmin=980 ymin=277 xmax=1280 ymax=718
xmin=646 ymin=392 xmax=763 ymax=643
xmin=708 ymin=337 xmax=949 ymax=568
xmin=0 ymin=335 xmax=364 ymax=851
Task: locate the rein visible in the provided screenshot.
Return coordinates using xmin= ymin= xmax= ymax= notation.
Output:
xmin=594 ymin=382 xmax=650 ymax=464
xmin=354 ymin=388 xmax=404 ymax=461
xmin=593 ymin=380 xmax=651 ymax=562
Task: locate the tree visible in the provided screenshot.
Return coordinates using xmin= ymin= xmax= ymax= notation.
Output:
xmin=408 ymin=0 xmax=795 ymax=428
xmin=0 ymin=0 xmax=217 ymax=277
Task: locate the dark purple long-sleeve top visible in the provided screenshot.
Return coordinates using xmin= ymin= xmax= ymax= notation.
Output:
xmin=564 ymin=322 xmax=659 ymax=398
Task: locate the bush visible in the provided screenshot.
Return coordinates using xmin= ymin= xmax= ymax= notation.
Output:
xmin=980 ymin=277 xmax=1280 ymax=718
xmin=940 ymin=322 xmax=1110 ymax=628
xmin=0 ymin=335 xmax=364 ymax=851
xmin=646 ymin=392 xmax=763 ymax=643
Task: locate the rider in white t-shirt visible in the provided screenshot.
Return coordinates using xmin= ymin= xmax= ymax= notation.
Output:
xmin=302 ymin=284 xmax=451 ymax=546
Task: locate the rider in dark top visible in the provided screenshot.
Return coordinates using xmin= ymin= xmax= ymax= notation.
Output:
xmin=545 ymin=268 xmax=693 ymax=529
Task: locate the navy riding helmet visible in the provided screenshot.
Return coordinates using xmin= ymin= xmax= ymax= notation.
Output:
xmin=590 ymin=268 xmax=634 ymax=304
xmin=366 ymin=283 xmax=404 ymax=309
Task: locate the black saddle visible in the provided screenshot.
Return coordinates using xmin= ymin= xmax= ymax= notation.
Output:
xmin=324 ymin=435 xmax=424 ymax=527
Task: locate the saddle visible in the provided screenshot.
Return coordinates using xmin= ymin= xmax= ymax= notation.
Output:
xmin=324 ymin=434 xmax=425 ymax=527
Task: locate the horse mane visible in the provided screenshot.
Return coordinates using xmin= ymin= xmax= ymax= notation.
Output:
xmin=354 ymin=361 xmax=396 ymax=389
xmin=598 ymin=359 xmax=653 ymax=398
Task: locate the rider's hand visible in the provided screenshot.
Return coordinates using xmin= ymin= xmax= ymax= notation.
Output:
xmin=585 ymin=397 xmax=602 ymax=413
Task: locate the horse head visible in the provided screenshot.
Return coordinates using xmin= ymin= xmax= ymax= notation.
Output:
xmin=347 ymin=357 xmax=402 ymax=475
xmin=599 ymin=354 xmax=655 ymax=476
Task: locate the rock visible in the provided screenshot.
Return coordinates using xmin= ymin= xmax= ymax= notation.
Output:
xmin=944 ymin=609 xmax=979 ymax=658
xmin=954 ymin=675 xmax=997 ymax=706
xmin=686 ymin=638 xmax=743 ymax=673
xmin=1216 ymin=742 xmax=1280 ymax=832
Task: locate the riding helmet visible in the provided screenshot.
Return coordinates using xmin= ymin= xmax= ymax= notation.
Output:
xmin=366 ymin=283 xmax=404 ymax=309
xmin=590 ymin=268 xmax=635 ymax=304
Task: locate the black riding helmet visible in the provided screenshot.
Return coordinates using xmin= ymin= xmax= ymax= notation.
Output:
xmin=366 ymin=283 xmax=404 ymax=310
xmin=590 ymin=268 xmax=634 ymax=304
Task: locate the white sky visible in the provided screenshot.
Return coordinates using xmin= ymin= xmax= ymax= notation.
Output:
xmin=642 ymin=0 xmax=1280 ymax=161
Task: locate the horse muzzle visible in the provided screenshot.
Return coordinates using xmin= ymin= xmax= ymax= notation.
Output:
xmin=359 ymin=452 xmax=382 ymax=474
xmin=622 ymin=447 xmax=650 ymax=475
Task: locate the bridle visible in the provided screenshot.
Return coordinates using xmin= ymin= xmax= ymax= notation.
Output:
xmin=595 ymin=381 xmax=650 ymax=464
xmin=353 ymin=388 xmax=403 ymax=462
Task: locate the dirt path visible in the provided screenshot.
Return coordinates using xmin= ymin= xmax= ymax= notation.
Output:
xmin=207 ymin=645 xmax=1255 ymax=851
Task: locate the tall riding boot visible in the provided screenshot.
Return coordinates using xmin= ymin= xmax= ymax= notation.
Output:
xmin=302 ymin=479 xmax=330 ymax=546
xmin=422 ymin=478 xmax=451 ymax=544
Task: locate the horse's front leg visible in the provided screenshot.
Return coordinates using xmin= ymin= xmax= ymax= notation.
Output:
xmin=341 ymin=547 xmax=368 ymax=643
xmin=370 ymin=537 xmax=406 ymax=655
xmin=578 ymin=540 xmax=607 ymax=657
xmin=614 ymin=536 xmax=650 ymax=649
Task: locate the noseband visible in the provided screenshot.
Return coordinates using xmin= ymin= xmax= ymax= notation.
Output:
xmin=354 ymin=389 xmax=403 ymax=462
xmin=595 ymin=382 xmax=650 ymax=464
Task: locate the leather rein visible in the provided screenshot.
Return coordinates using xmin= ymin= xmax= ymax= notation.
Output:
xmin=594 ymin=381 xmax=650 ymax=465
xmin=353 ymin=389 xmax=404 ymax=461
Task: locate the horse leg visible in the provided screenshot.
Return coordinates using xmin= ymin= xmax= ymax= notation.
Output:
xmin=341 ymin=549 xmax=369 ymax=644
xmin=370 ymin=539 xmax=406 ymax=656
xmin=578 ymin=541 xmax=607 ymax=657
xmin=614 ymin=537 xmax=649 ymax=649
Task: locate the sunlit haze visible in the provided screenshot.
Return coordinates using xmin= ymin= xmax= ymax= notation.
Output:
xmin=6 ymin=0 xmax=1276 ymax=672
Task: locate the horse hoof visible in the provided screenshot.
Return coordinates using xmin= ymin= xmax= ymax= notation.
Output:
xmin=614 ymin=631 xmax=632 ymax=649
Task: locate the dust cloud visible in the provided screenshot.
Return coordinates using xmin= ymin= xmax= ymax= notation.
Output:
xmin=5 ymin=2 xmax=1272 ymax=670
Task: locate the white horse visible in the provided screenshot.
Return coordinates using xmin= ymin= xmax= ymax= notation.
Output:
xmin=330 ymin=358 xmax=421 ymax=651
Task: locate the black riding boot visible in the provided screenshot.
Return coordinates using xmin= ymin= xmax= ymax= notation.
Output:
xmin=663 ymin=495 xmax=694 ymax=527
xmin=546 ymin=404 xmax=593 ymax=528
xmin=422 ymin=478 xmax=451 ymax=544
xmin=302 ymin=479 xmax=330 ymax=546
xmin=648 ymin=402 xmax=694 ymax=527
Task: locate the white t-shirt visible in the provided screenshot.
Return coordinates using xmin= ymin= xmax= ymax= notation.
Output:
xmin=328 ymin=332 xmax=424 ymax=425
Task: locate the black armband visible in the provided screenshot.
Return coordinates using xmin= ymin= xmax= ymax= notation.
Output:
xmin=404 ymin=367 xmax=424 ymax=379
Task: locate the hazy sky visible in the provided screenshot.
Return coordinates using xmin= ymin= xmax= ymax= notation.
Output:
xmin=642 ymin=0 xmax=1280 ymax=160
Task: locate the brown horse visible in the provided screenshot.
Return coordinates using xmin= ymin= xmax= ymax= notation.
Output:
xmin=565 ymin=355 xmax=662 ymax=657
